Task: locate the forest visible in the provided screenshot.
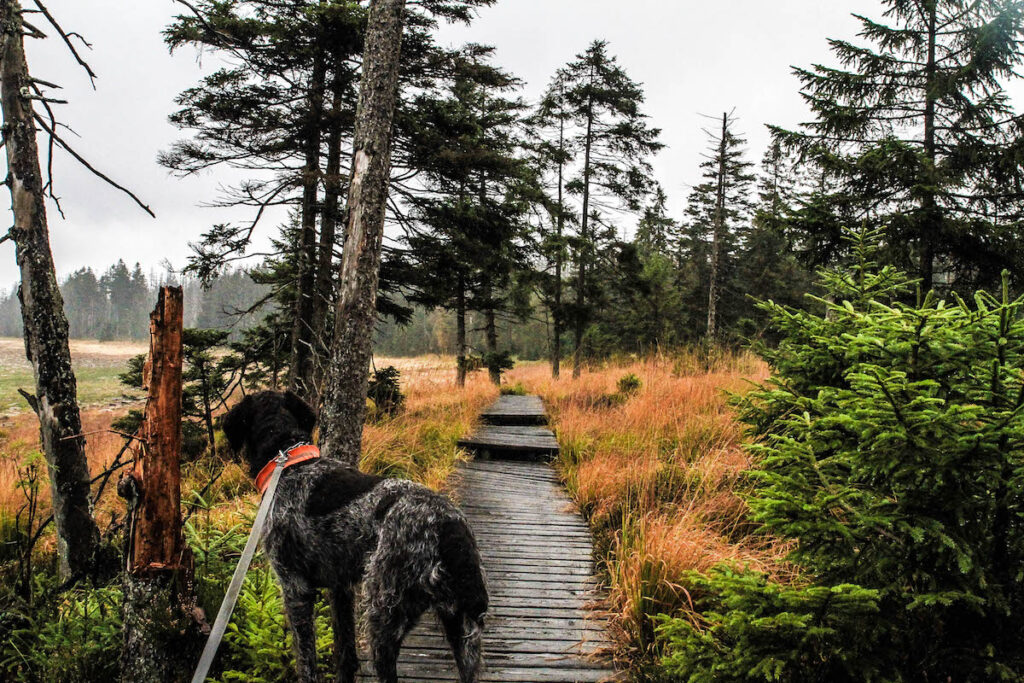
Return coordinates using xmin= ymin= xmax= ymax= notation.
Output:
xmin=3 ymin=0 xmax=1024 ymax=681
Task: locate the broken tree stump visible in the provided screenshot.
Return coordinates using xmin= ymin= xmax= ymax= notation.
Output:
xmin=120 ymin=286 xmax=203 ymax=683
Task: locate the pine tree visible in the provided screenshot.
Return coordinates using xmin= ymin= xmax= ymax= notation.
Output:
xmin=776 ymin=0 xmax=1024 ymax=292
xmin=635 ymin=185 xmax=677 ymax=257
xmin=733 ymin=141 xmax=813 ymax=340
xmin=400 ymin=48 xmax=533 ymax=387
xmin=554 ymin=40 xmax=662 ymax=377
xmin=658 ymin=229 xmax=1024 ymax=680
xmin=680 ymin=112 xmax=754 ymax=342
xmin=531 ymin=69 xmax=576 ymax=378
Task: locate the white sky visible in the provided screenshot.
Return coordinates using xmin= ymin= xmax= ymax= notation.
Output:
xmin=0 ymin=0 xmax=937 ymax=287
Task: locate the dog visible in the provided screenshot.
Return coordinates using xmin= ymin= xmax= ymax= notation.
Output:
xmin=221 ymin=390 xmax=488 ymax=683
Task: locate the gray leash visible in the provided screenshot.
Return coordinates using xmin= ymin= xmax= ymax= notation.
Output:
xmin=190 ymin=452 xmax=288 ymax=683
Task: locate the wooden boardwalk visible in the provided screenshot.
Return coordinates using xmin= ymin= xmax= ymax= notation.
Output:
xmin=359 ymin=396 xmax=618 ymax=682
xmin=458 ymin=396 xmax=560 ymax=460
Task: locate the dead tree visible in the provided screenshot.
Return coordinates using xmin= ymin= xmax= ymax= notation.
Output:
xmin=0 ymin=0 xmax=152 ymax=581
xmin=319 ymin=0 xmax=407 ymax=465
xmin=120 ymin=287 xmax=202 ymax=683
xmin=707 ymin=112 xmax=727 ymax=341
xmin=0 ymin=0 xmax=100 ymax=579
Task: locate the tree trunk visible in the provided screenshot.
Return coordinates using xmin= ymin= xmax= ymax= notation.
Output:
xmin=552 ymin=106 xmax=565 ymax=379
xmin=120 ymin=287 xmax=201 ymax=683
xmin=0 ymin=0 xmax=100 ymax=580
xmin=319 ymin=0 xmax=407 ymax=465
xmin=311 ymin=71 xmax=346 ymax=399
xmin=706 ymin=113 xmax=728 ymax=342
xmin=456 ymin=275 xmax=467 ymax=388
xmin=573 ymin=77 xmax=595 ymax=380
xmin=288 ymin=43 xmax=327 ymax=401
xmin=920 ymin=3 xmax=938 ymax=291
xmin=485 ymin=306 xmax=500 ymax=386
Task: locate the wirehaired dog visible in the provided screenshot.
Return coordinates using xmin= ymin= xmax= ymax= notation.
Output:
xmin=221 ymin=390 xmax=487 ymax=683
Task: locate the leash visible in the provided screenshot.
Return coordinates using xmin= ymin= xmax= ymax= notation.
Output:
xmin=190 ymin=451 xmax=288 ymax=683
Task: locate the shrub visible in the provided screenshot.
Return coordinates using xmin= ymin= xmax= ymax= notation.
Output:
xmin=367 ymin=366 xmax=405 ymax=418
xmin=657 ymin=229 xmax=1024 ymax=680
xmin=616 ymin=373 xmax=642 ymax=396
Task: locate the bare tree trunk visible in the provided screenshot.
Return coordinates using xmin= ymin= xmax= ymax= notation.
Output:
xmin=311 ymin=71 xmax=346 ymax=399
xmin=0 ymin=0 xmax=99 ymax=580
xmin=288 ymin=45 xmax=327 ymax=401
xmin=456 ymin=275 xmax=467 ymax=388
xmin=706 ymin=113 xmax=727 ymax=342
xmin=319 ymin=0 xmax=407 ymax=466
xmin=120 ymin=287 xmax=201 ymax=683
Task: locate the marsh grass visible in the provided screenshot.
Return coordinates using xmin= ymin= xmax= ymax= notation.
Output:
xmin=504 ymin=351 xmax=790 ymax=666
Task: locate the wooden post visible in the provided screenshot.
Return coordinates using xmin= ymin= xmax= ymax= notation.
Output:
xmin=120 ymin=286 xmax=201 ymax=683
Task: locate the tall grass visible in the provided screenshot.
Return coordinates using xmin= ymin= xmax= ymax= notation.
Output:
xmin=505 ymin=351 xmax=789 ymax=667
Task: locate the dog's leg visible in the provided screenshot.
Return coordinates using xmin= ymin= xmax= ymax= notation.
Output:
xmin=439 ymin=610 xmax=483 ymax=683
xmin=281 ymin=581 xmax=320 ymax=683
xmin=329 ymin=585 xmax=358 ymax=683
xmin=366 ymin=607 xmax=403 ymax=683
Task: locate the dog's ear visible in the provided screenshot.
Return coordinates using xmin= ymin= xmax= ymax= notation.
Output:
xmin=283 ymin=390 xmax=317 ymax=435
xmin=221 ymin=394 xmax=256 ymax=453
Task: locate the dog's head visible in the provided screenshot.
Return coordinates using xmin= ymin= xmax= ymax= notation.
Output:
xmin=221 ymin=390 xmax=317 ymax=474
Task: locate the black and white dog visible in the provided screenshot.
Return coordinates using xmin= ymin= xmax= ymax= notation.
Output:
xmin=221 ymin=391 xmax=488 ymax=683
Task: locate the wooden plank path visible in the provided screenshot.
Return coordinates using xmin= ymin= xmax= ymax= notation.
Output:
xmin=458 ymin=396 xmax=560 ymax=460
xmin=359 ymin=396 xmax=618 ymax=682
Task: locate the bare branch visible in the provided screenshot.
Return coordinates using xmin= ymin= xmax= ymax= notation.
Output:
xmin=34 ymin=114 xmax=155 ymax=217
xmin=30 ymin=0 xmax=96 ymax=87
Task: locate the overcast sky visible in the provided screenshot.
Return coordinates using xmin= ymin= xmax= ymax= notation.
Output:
xmin=0 ymin=0 xmax=908 ymax=286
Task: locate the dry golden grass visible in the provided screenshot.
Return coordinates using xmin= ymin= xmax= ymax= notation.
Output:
xmin=0 ymin=355 xmax=495 ymax=533
xmin=503 ymin=351 xmax=789 ymax=661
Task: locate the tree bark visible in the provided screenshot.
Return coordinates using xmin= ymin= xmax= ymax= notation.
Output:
xmin=120 ymin=286 xmax=201 ymax=683
xmin=0 ymin=0 xmax=100 ymax=580
xmin=311 ymin=70 xmax=346 ymax=399
xmin=552 ymin=101 xmax=565 ymax=379
xmin=707 ymin=113 xmax=728 ymax=342
xmin=485 ymin=305 xmax=500 ymax=386
xmin=288 ymin=43 xmax=327 ymax=401
xmin=573 ymin=72 xmax=595 ymax=380
xmin=920 ymin=2 xmax=938 ymax=291
xmin=319 ymin=0 xmax=407 ymax=465
xmin=456 ymin=275 xmax=467 ymax=388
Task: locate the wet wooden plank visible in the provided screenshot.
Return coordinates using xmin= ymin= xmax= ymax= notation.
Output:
xmin=480 ymin=395 xmax=550 ymax=426
xmin=357 ymin=460 xmax=618 ymax=682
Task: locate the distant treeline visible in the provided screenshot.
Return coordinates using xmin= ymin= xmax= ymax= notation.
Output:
xmin=0 ymin=262 xmax=267 ymax=340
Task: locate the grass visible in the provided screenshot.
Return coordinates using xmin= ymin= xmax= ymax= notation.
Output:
xmin=503 ymin=351 xmax=790 ymax=669
xmin=0 ymin=338 xmax=145 ymax=414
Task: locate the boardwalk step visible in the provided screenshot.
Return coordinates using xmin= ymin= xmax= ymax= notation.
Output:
xmin=459 ymin=396 xmax=560 ymax=461
xmin=357 ymin=460 xmax=618 ymax=682
xmin=480 ymin=395 xmax=549 ymax=425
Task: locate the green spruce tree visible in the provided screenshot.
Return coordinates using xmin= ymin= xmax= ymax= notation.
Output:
xmin=775 ymin=0 xmax=1024 ymax=292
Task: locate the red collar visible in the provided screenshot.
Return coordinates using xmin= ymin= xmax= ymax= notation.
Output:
xmin=254 ymin=444 xmax=321 ymax=494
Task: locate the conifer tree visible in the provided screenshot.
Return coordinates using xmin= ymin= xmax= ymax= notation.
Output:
xmin=635 ymin=185 xmax=677 ymax=257
xmin=553 ymin=40 xmax=662 ymax=376
xmin=400 ymin=49 xmax=533 ymax=386
xmin=679 ymin=112 xmax=754 ymax=342
xmin=659 ymin=229 xmax=1024 ymax=681
xmin=776 ymin=0 xmax=1024 ymax=292
xmin=531 ymin=69 xmax=576 ymax=378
